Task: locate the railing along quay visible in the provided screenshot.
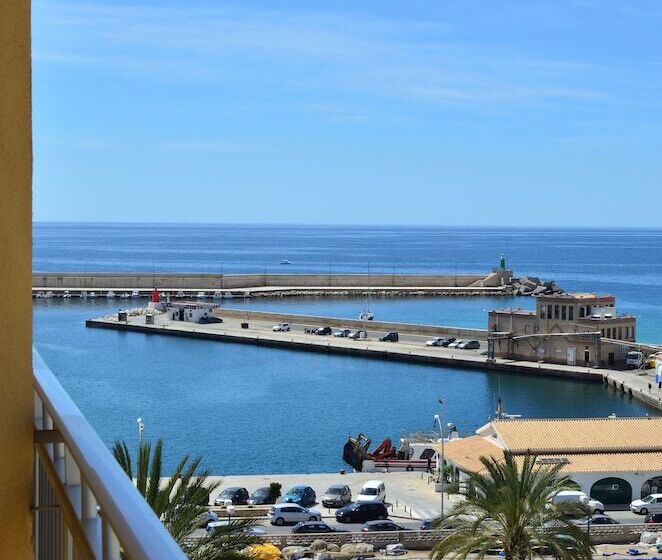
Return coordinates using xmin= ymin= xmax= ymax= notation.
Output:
xmin=33 ymin=350 xmax=186 ymax=560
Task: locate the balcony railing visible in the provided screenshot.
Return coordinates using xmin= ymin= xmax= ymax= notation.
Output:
xmin=33 ymin=349 xmax=186 ymax=560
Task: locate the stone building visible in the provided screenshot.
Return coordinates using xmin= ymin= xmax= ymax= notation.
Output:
xmin=488 ymin=293 xmax=637 ymax=367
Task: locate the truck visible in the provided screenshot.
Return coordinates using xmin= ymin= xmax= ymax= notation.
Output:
xmin=626 ymin=351 xmax=645 ymax=369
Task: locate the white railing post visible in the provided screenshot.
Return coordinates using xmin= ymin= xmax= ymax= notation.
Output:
xmin=102 ymin=517 xmax=121 ymax=560
xmin=43 ymin=410 xmax=54 ymax=459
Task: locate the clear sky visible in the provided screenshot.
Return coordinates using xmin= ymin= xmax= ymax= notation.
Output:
xmin=33 ymin=1 xmax=662 ymax=226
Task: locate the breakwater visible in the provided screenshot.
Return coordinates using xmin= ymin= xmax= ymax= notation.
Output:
xmin=33 ymin=270 xmax=512 ymax=293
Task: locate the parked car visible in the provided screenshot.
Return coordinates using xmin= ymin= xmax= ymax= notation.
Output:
xmin=425 ymin=337 xmax=445 ymax=347
xmin=448 ymin=339 xmax=464 ymax=348
xmin=348 ymin=330 xmax=367 ymax=339
xmin=333 ymin=329 xmax=351 ymax=338
xmin=572 ymin=514 xmax=619 ymax=525
xmin=214 ymin=486 xmax=249 ymax=506
xmin=322 ymin=484 xmax=352 ymax=508
xmin=356 ymin=480 xmax=386 ymax=503
xmin=645 ymin=512 xmax=662 ymax=523
xmin=420 ymin=519 xmax=433 ymax=530
xmin=362 ymin=520 xmax=408 ymax=532
xmin=292 ymin=521 xmax=342 ymax=534
xmin=199 ymin=511 xmax=220 ymax=528
xmin=272 ymin=323 xmax=290 ymax=332
xmin=379 ymin=332 xmax=399 ymax=342
xmin=282 ymin=485 xmax=316 ymax=507
xmin=268 ymin=504 xmax=321 ymax=526
xmin=631 ymin=494 xmax=662 ymax=515
xmin=552 ymin=490 xmax=604 ymax=514
xmin=458 ymin=340 xmax=480 ymax=350
xmin=247 ymin=486 xmax=275 ymax=505
xmin=207 ymin=520 xmax=266 ymax=535
xmin=315 ymin=326 xmax=332 ymax=335
xmin=335 ymin=501 xmax=389 ymax=523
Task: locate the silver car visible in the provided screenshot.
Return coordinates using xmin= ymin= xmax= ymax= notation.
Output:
xmin=321 ymin=484 xmax=352 ymax=508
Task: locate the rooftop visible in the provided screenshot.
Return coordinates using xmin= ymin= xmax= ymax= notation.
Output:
xmin=492 ymin=417 xmax=662 ymax=454
xmin=537 ymin=292 xmax=615 ymax=303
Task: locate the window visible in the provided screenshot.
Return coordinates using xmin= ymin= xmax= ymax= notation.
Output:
xmin=547 ymin=304 xmax=552 ymax=318
xmin=579 ymin=306 xmax=585 ymax=318
xmin=554 ymin=305 xmax=560 ymax=319
xmin=540 ymin=306 xmax=546 ymax=319
xmin=601 ymin=329 xmax=605 ymax=337
xmin=420 ymin=448 xmax=436 ymax=460
xmin=562 ymin=306 xmax=567 ymax=320
xmin=569 ymin=306 xmax=574 ymax=320
xmin=618 ymin=327 xmax=622 ymax=339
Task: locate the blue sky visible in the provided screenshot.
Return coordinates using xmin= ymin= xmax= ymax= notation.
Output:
xmin=33 ymin=1 xmax=662 ymax=226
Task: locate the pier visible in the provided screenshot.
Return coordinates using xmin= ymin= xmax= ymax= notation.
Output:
xmin=33 ymin=269 xmax=516 ymax=298
xmin=86 ymin=308 xmax=610 ymax=384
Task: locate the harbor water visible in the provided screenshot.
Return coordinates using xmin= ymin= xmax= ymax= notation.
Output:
xmin=33 ymin=224 xmax=662 ymax=474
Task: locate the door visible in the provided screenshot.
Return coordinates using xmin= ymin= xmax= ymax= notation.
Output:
xmin=591 ymin=477 xmax=632 ymax=505
xmin=584 ymin=349 xmax=590 ymax=365
xmin=608 ymin=353 xmax=615 ymax=366
xmin=567 ymin=347 xmax=576 ymax=366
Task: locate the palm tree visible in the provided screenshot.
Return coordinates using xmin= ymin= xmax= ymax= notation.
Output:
xmin=113 ymin=439 xmax=259 ymax=560
xmin=431 ymin=452 xmax=593 ymax=560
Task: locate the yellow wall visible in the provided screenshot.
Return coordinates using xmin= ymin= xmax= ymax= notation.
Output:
xmin=0 ymin=1 xmax=34 ymax=558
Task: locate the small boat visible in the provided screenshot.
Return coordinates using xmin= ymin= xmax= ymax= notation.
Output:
xmin=359 ymin=310 xmax=374 ymax=321
xmin=120 ymin=292 xmax=131 ymax=299
xmin=35 ymin=291 xmax=45 ymax=299
xmin=494 ymin=397 xmax=522 ymax=420
xmin=131 ymin=289 xmax=140 ymax=298
xmin=44 ymin=291 xmax=54 ymax=299
xmin=213 ymin=290 xmax=223 ymax=300
xmin=62 ymin=290 xmax=72 ymax=299
xmin=223 ymin=291 xmax=233 ymax=300
xmin=88 ymin=291 xmax=97 ymax=298
xmin=175 ymin=290 xmax=185 ymax=298
xmin=106 ymin=290 xmax=116 ymax=299
xmin=196 ymin=291 xmax=207 ymax=299
xmin=79 ymin=291 xmax=88 ymax=299
xmin=280 ymin=260 xmax=291 ymax=265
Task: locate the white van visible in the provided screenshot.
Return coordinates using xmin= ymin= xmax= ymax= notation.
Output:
xmin=552 ymin=490 xmax=604 ymax=514
xmin=356 ymin=480 xmax=386 ymax=503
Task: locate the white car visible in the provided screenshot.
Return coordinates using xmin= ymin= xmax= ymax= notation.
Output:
xmin=552 ymin=490 xmax=604 ymax=514
xmin=272 ymin=323 xmax=290 ymax=332
xmin=426 ymin=337 xmax=444 ymax=347
xmin=333 ymin=329 xmax=351 ymax=337
xmin=631 ymin=494 xmax=662 ymax=515
xmin=267 ymin=503 xmax=322 ymax=526
xmin=356 ymin=480 xmax=386 ymax=503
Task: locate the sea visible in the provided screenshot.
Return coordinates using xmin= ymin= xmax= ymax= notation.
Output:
xmin=33 ymin=223 xmax=662 ymax=474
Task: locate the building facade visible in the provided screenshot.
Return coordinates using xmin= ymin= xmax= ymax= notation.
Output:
xmin=488 ymin=293 xmax=637 ymax=367
xmin=444 ymin=417 xmax=662 ymax=506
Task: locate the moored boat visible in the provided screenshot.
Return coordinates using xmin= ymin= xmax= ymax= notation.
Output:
xmin=106 ymin=290 xmax=115 ymax=298
xmin=131 ymin=289 xmax=140 ymax=298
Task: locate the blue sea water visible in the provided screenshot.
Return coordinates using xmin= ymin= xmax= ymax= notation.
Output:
xmin=33 ymin=224 xmax=662 ymax=474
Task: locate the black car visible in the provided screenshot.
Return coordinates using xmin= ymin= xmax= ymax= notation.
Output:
xmin=315 ymin=326 xmax=332 ymax=335
xmin=214 ymin=486 xmax=249 ymax=506
xmin=441 ymin=337 xmax=456 ymax=347
xmin=379 ymin=332 xmax=399 ymax=342
xmin=247 ymin=486 xmax=275 ymax=506
xmin=335 ymin=502 xmax=389 ymax=523
xmin=292 ymin=521 xmax=342 ymax=534
xmin=362 ymin=520 xmax=408 ymax=532
xmin=420 ymin=519 xmax=433 ymax=530
xmin=645 ymin=512 xmax=662 ymax=524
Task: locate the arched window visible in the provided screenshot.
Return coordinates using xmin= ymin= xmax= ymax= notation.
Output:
xmin=641 ymin=477 xmax=662 ymax=499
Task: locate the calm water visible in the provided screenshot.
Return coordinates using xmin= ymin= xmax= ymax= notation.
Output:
xmin=33 ymin=224 xmax=662 ymax=474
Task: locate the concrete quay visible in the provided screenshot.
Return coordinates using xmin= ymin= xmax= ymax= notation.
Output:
xmin=86 ymin=311 xmax=613 ymax=384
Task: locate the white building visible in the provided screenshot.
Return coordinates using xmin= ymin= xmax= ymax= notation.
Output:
xmin=443 ymin=417 xmax=662 ymax=506
xmin=165 ymin=301 xmax=219 ymax=323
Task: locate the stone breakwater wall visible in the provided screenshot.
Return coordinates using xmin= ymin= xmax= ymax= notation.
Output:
xmin=33 ymin=271 xmax=512 ymax=290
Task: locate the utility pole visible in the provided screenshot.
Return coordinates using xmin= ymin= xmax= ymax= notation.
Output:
xmin=435 ymin=398 xmax=446 ymax=517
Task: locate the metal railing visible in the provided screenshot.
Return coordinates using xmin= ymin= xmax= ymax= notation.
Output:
xmin=33 ymin=349 xmax=186 ymax=560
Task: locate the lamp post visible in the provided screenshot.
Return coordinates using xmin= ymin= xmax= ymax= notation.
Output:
xmin=137 ymin=417 xmax=144 ymax=443
xmin=434 ymin=397 xmax=446 ymax=517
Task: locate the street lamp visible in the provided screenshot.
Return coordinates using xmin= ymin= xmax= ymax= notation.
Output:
xmin=137 ymin=417 xmax=144 ymax=442
xmin=435 ymin=397 xmax=446 ymax=517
